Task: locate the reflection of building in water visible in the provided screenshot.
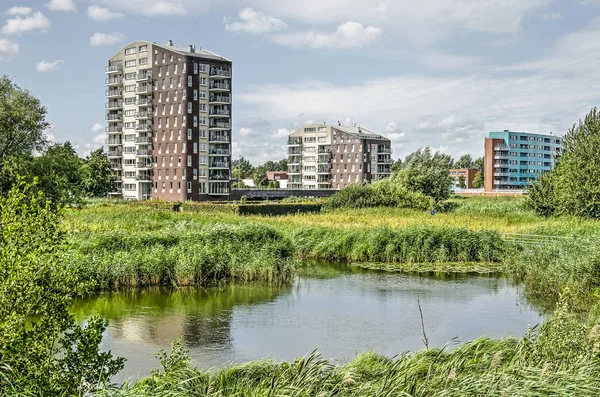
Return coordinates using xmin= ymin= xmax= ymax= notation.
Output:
xmin=95 ymin=284 xmax=288 ymax=348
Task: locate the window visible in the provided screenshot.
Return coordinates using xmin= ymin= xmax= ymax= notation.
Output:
xmin=125 ymin=72 xmax=136 ymax=80
xmin=304 ymin=137 xmax=316 ymax=143
xmin=174 ymin=64 xmax=178 ymax=74
xmin=304 ymin=127 xmax=316 ymax=132
xmin=194 ymin=63 xmax=198 ymax=74
xmin=169 ymin=104 xmax=174 ymax=115
xmin=188 ymin=76 xmax=192 ymax=87
xmin=199 ymin=90 xmax=207 ymax=99
xmin=199 ymin=156 xmax=207 ymax=164
xmin=318 ymin=137 xmax=327 ymax=142
xmin=193 ymin=89 xmax=198 ymax=100
xmin=178 ymin=76 xmax=182 ymax=87
xmin=199 ymin=182 xmax=206 ymax=193
xmin=199 ymin=169 xmax=206 ymax=177
xmin=124 ymin=60 xmax=136 ymax=67
xmin=139 ymin=45 xmax=148 ymax=52
xmin=125 ymin=110 xmax=136 ymax=116
xmin=187 ymin=182 xmax=192 ymax=193
xmin=199 ymin=103 xmax=206 ymax=112
xmin=187 ymin=129 xmax=192 ymax=140
xmin=304 ymin=147 xmax=315 ymax=152
xmin=125 ymin=84 xmax=135 ymax=92
xmin=199 ymin=64 xmax=207 ymax=72
xmin=193 ymin=142 xmax=198 ymax=153
xmin=199 ymin=142 xmax=206 ymax=151
xmin=199 ymin=116 xmax=206 ymax=125
xmin=139 ymin=57 xmax=148 ymax=65
xmin=187 ymin=102 xmax=192 ymax=114
xmin=199 ymin=77 xmax=207 ymax=86
xmin=125 ymin=47 xmax=136 ymax=55
xmin=199 ymin=130 xmax=206 ymax=138
xmin=193 ymin=116 xmax=198 ymax=127
xmin=177 ymin=103 xmax=182 ymax=114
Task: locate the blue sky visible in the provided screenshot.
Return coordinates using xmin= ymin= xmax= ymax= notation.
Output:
xmin=1 ymin=0 xmax=600 ymax=164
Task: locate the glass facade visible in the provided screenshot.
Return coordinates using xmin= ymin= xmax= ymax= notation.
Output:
xmin=489 ymin=131 xmax=563 ymax=190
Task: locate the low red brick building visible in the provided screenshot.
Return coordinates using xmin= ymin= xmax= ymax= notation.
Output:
xmin=449 ymin=168 xmax=478 ymax=189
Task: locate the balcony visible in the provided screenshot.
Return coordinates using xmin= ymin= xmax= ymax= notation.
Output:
xmin=105 ymin=113 xmax=122 ymax=122
xmin=209 ymin=161 xmax=229 ymax=169
xmin=106 ymin=101 xmax=123 ymax=110
xmin=136 ymin=85 xmax=152 ymax=94
xmin=208 ymin=171 xmax=230 ymax=181
xmin=493 ymin=172 xmax=509 ymax=176
xmin=288 ymin=148 xmax=301 ymax=155
xmin=136 ymin=98 xmax=153 ymax=106
xmin=317 ymin=155 xmax=331 ymax=164
xmin=209 ymin=108 xmax=230 ymax=117
xmin=136 ymin=162 xmax=152 ymax=169
xmin=135 ymin=111 xmax=152 ymax=119
xmin=105 ymin=65 xmax=123 ymax=74
xmin=318 ymin=148 xmax=331 ymax=154
xmin=136 ymin=124 xmax=152 ymax=132
xmin=136 ymin=149 xmax=153 ymax=157
xmin=209 ymin=68 xmax=231 ymax=78
xmin=208 ymin=82 xmax=230 ymax=91
xmin=136 ymin=72 xmax=152 ymax=82
xmin=105 ymin=139 xmax=122 ymax=146
xmin=288 ymin=156 xmax=301 ymax=165
xmin=377 ymin=147 xmax=392 ymax=154
xmin=288 ymin=167 xmax=301 ymax=174
xmin=377 ymin=168 xmax=391 ymax=174
xmin=136 ymin=174 xmax=153 ymax=181
xmin=493 ymin=155 xmax=509 ymax=160
xmin=107 ymin=149 xmax=122 ymax=158
xmin=109 ymin=163 xmax=122 ymax=170
xmin=209 ymin=148 xmax=230 ymax=156
xmin=105 ymin=89 xmax=122 ymax=98
xmin=209 ymin=95 xmax=231 ymax=104
xmin=105 ymin=126 xmax=122 ymax=133
xmin=209 ymin=121 xmax=230 ymax=129
xmin=318 ymin=166 xmax=331 ymax=173
xmin=208 ymin=181 xmax=229 ymax=195
xmin=288 ymin=138 xmax=302 ymax=146
xmin=105 ymin=77 xmax=122 ymax=86
xmin=134 ymin=136 xmax=153 ymax=144
xmin=377 ymin=158 xmax=392 ymax=164
xmin=288 ymin=183 xmax=303 ymax=189
xmin=209 ymin=134 xmax=229 ymax=143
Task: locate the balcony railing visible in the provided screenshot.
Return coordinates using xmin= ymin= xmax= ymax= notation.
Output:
xmin=209 ymin=68 xmax=231 ymax=77
xmin=209 ymin=82 xmax=230 ymax=90
xmin=105 ymin=126 xmax=122 ymax=133
xmin=105 ymin=65 xmax=123 ymax=73
xmin=105 ymin=113 xmax=122 ymax=121
xmin=209 ymin=95 xmax=231 ymax=103
xmin=288 ymin=138 xmax=302 ymax=145
xmin=377 ymin=148 xmax=392 ymax=154
xmin=105 ymin=139 xmax=122 ymax=145
xmin=135 ymin=111 xmax=152 ymax=119
xmin=288 ymin=167 xmax=301 ymax=174
xmin=134 ymin=136 xmax=153 ymax=143
xmin=136 ymin=162 xmax=152 ymax=169
xmin=107 ymin=150 xmax=122 ymax=157
xmin=208 ymin=173 xmax=230 ymax=181
xmin=136 ymin=124 xmax=152 ymax=132
xmin=209 ymin=134 xmax=229 ymax=142
xmin=136 ymin=174 xmax=153 ymax=181
xmin=136 ymin=149 xmax=153 ymax=156
xmin=136 ymin=73 xmax=152 ymax=81
xmin=288 ymin=148 xmax=301 ymax=155
xmin=136 ymin=98 xmax=153 ymax=106
xmin=209 ymin=148 xmax=230 ymax=155
xmin=105 ymin=77 xmax=122 ymax=85
xmin=209 ymin=122 xmax=230 ymax=129
xmin=209 ymin=109 xmax=230 ymax=116
xmin=377 ymin=159 xmax=392 ymax=164
xmin=318 ymin=166 xmax=331 ymax=173
xmin=106 ymin=101 xmax=123 ymax=109
xmin=209 ymin=161 xmax=229 ymax=168
xmin=105 ymin=90 xmax=122 ymax=97
xmin=136 ymin=85 xmax=152 ymax=94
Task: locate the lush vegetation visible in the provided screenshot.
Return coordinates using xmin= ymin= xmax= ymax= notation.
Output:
xmin=0 ymin=180 xmax=124 ymax=396
xmin=527 ymin=107 xmax=600 ymax=218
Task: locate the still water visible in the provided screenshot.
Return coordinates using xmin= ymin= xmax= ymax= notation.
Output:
xmin=72 ymin=262 xmax=545 ymax=380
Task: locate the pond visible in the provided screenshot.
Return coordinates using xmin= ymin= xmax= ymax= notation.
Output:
xmin=72 ymin=262 xmax=545 ymax=381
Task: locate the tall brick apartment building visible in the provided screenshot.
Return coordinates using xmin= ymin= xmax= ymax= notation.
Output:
xmin=105 ymin=40 xmax=231 ymax=201
xmin=287 ymin=123 xmax=392 ymax=190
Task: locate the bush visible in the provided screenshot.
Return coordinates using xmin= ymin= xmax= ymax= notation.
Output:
xmin=324 ymin=181 xmax=434 ymax=211
xmin=237 ymin=203 xmax=322 ymax=216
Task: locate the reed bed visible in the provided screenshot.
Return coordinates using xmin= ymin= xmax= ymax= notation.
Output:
xmin=67 ymin=222 xmax=295 ymax=289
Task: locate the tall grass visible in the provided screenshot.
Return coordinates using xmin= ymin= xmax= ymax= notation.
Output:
xmin=67 ymin=222 xmax=295 ymax=289
xmin=95 ymin=297 xmax=600 ymax=397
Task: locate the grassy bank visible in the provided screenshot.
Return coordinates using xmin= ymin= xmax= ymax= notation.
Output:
xmin=91 ymin=297 xmax=600 ymax=397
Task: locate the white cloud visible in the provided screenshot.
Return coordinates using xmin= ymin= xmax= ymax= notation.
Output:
xmin=36 ymin=59 xmax=63 ymax=72
xmin=90 ymin=123 xmax=103 ymax=133
xmin=1 ymin=11 xmax=51 ymax=35
xmin=224 ymin=7 xmax=287 ymax=34
xmin=272 ymin=21 xmax=382 ymax=49
xmin=541 ymin=11 xmax=561 ymax=21
xmin=46 ymin=0 xmax=76 ymax=11
xmin=90 ymin=32 xmax=124 ymax=46
xmin=0 ymin=38 xmax=19 ymax=60
xmin=6 ymin=6 xmax=32 ymax=16
xmin=87 ymin=5 xmax=124 ymax=22
xmin=142 ymin=2 xmax=186 ymax=16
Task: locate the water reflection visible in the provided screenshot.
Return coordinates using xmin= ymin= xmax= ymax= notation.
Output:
xmin=72 ymin=262 xmax=545 ymax=381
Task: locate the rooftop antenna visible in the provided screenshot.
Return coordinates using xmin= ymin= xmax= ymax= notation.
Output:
xmin=338 ymin=121 xmax=341 ymax=126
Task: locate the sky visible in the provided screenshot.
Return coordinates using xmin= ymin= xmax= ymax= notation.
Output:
xmin=1 ymin=0 xmax=600 ymax=164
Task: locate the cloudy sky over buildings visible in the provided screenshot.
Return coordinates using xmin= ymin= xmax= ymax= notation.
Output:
xmin=1 ymin=0 xmax=599 ymax=163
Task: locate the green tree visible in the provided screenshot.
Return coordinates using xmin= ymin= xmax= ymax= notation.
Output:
xmin=252 ymin=165 xmax=269 ymax=187
xmin=267 ymin=180 xmax=280 ymax=188
xmin=0 ymin=76 xmax=49 ymax=162
xmin=80 ymin=147 xmax=113 ymax=197
xmin=526 ymin=107 xmax=600 ymax=218
xmin=458 ymin=175 xmax=467 ymax=189
xmin=32 ymin=142 xmax=84 ymax=206
xmin=454 ymin=154 xmax=473 ymax=169
xmin=391 ymin=158 xmax=403 ymax=172
xmin=391 ymin=147 xmax=453 ymax=202
xmin=472 ymin=157 xmax=484 ymax=172
xmin=232 ymin=156 xmax=254 ymax=179
xmin=472 ymin=171 xmax=484 ymax=188
xmin=0 ymin=179 xmax=124 ymax=395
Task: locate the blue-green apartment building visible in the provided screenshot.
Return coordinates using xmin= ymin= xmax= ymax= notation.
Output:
xmin=484 ymin=130 xmax=563 ymax=192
